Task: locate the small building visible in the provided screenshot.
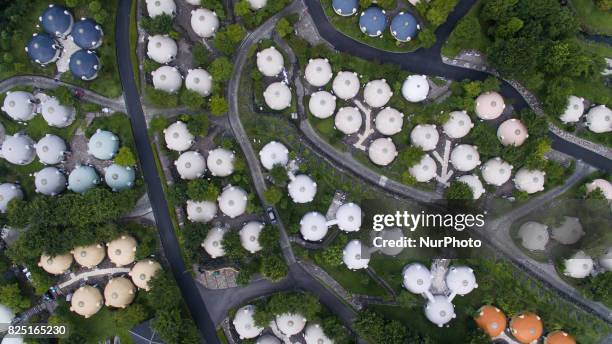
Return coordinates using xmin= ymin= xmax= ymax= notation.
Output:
xmin=40 ymin=4 xmax=74 ymax=38
xmin=551 ymin=217 xmax=583 ymax=245
xmin=481 ymin=157 xmax=512 ymax=186
xmin=474 ymin=305 xmax=507 ymax=338
xmin=71 ymin=18 xmax=104 ymax=50
xmin=509 ymin=313 xmax=543 ymax=344
xmin=586 ymin=178 xmax=612 ymax=200
xmin=275 ymin=313 xmax=307 ymax=336
xmin=146 ymin=35 xmax=177 ymax=64
xmin=1 ymin=134 xmax=36 ymax=165
xmin=402 ymin=263 xmax=432 ymax=294
xmin=38 ymin=253 xmax=72 ymax=275
xmin=402 ymin=75 xmax=429 ymax=103
xmin=410 ymin=124 xmax=439 ymax=151
xmin=305 ymin=58 xmax=333 ymax=87
xmin=0 ymin=183 xmax=23 ymax=213
xmin=186 ymin=69 xmax=213 ymax=97
xmin=164 ymin=121 xmax=194 ymax=152
xmin=514 ymin=168 xmax=545 ymax=194
xmin=186 ymin=200 xmax=217 ymax=223
xmin=497 ymin=119 xmax=528 ymax=147
xmin=564 ymin=251 xmax=593 ymax=279
xmin=70 ymin=285 xmax=103 ymax=318
xmin=107 ymin=235 xmax=138 ymax=267
xmin=129 ymin=260 xmax=162 ymax=291
xmin=190 ymin=8 xmax=219 ymax=37
xmin=207 ymin=147 xmax=235 ymax=177
xmin=332 ymin=0 xmax=358 ymax=16
xmin=300 ymin=212 xmax=329 ymax=242
xmin=425 ymin=296 xmax=455 ymax=327
xmin=256 ymin=47 xmax=284 ymax=77
xmin=34 ymin=166 xmax=66 ymax=196
xmin=359 ymin=7 xmax=387 ymax=37
xmin=202 ymin=227 xmax=226 ymax=258
xmin=233 ymin=305 xmax=263 ymax=339
xmin=390 ymin=12 xmax=420 ymax=42
xmin=450 ymin=144 xmax=480 ymax=172
xmin=41 ymin=97 xmax=75 ymax=128
xmin=332 ymin=71 xmax=360 ymax=100
xmin=0 ymin=304 xmax=14 ymax=329
xmin=364 ymin=79 xmax=392 ymax=108
xmin=518 ymin=221 xmax=549 ymax=251
xmin=335 ymin=202 xmax=362 ymax=232
xmin=288 ymin=174 xmax=317 ymax=203
xmin=409 ymin=154 xmax=436 ymax=182
xmin=443 ymin=110 xmax=473 ymax=139
xmin=335 ymin=106 xmax=362 ymax=135
xmin=104 ymin=277 xmax=136 ymax=309
xmin=146 ymin=0 xmax=176 ymax=18
xmin=175 ymin=151 xmax=206 ymax=180
xmin=217 ymin=185 xmax=248 ymax=218
xmin=585 ymin=105 xmax=611 ymax=133
xmin=259 ymin=141 xmax=289 ymax=170
xmin=599 ymin=247 xmax=612 ymax=271
xmin=151 ymin=66 xmax=182 ymax=93
xmin=375 ymin=107 xmax=404 ymax=136
xmin=559 ymin=96 xmax=584 ymax=124
xmin=377 ymin=228 xmax=405 ymax=256
xmin=239 ymin=222 xmax=264 ymax=253
xmin=445 ymin=266 xmax=477 ymax=296
xmin=475 ymin=92 xmax=505 ymax=120
xmin=2 ymin=91 xmax=36 ymax=122
xmin=342 ymin=239 xmax=370 ymax=270
xmin=104 ymin=164 xmax=136 ymax=191
xmin=544 ymin=331 xmax=576 ymax=344
xmin=68 ymin=165 xmax=99 ymax=194
xmin=264 ymin=82 xmax=292 ymax=111
xmin=456 ymin=174 xmax=485 ymax=200
xmin=304 ymin=324 xmax=333 ymax=344
xmin=256 ymin=335 xmax=280 ymax=344
xmin=25 ymin=33 xmax=61 ymax=65
xmin=88 ymin=129 xmax=120 ymax=160
xmin=308 ymin=91 xmax=336 ymax=119
xmin=35 ymin=134 xmax=67 ymax=165
xmin=72 ymin=243 xmax=105 ymax=269
xmin=368 ymin=138 xmax=397 ymax=166
xmin=69 ymin=50 xmax=101 ymax=81
xmin=248 ymin=0 xmax=268 ymax=10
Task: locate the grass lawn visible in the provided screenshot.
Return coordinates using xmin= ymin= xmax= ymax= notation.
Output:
xmin=441 ymin=0 xmax=490 ymax=58
xmin=571 ymin=0 xmax=612 ymax=35
xmin=53 ymin=303 xmax=136 ymax=344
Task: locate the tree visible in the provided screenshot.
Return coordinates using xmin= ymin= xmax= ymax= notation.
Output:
xmin=113 ymin=304 xmax=149 ymax=329
xmin=494 ymin=17 xmax=523 ymax=38
xmin=445 ymin=181 xmax=474 ymax=200
xmin=222 ymin=231 xmax=247 ymax=261
xmin=0 ymin=283 xmax=29 ymax=312
xmin=180 ymin=89 xmax=206 ymax=110
xmin=260 ymin=254 xmax=287 ymax=281
xmin=397 ymin=146 xmax=424 ymax=169
xmin=213 ymin=24 xmax=246 ymax=56
xmin=186 ymin=179 xmax=219 ymax=201
xmin=191 ymin=43 xmax=208 ymax=67
xmin=275 ymin=18 xmax=293 ymax=38
xmin=141 ymin=14 xmax=174 ymax=35
xmin=590 ymin=269 xmax=612 ymax=306
xmin=482 ymin=76 xmax=501 ymax=92
xmin=418 ymin=28 xmax=436 ymax=48
xmin=209 ymin=57 xmax=233 ymax=84
xmin=209 ymin=95 xmax=228 ymax=116
xmin=467 ymin=123 xmax=501 ymax=158
xmin=234 ymin=1 xmax=251 ymax=17
xmin=596 ymin=0 xmax=612 ymax=10
xmin=269 ymin=164 xmax=288 ymax=185
xmin=114 ymin=147 xmax=136 ymax=167
xmin=397 ymin=290 xmax=420 ymax=308
xmin=186 ymin=114 xmax=209 ymax=137
xmin=314 ymin=243 xmax=344 ymax=267
xmin=263 ymin=186 xmax=283 ymax=205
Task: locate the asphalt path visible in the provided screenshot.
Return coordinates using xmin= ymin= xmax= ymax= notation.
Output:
xmin=303 ymin=0 xmax=612 ymax=173
xmin=115 ymin=1 xmax=220 ymax=342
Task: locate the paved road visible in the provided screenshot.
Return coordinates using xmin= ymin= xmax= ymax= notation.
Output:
xmin=115 ymin=1 xmax=220 ymax=343
xmin=303 ymin=0 xmax=612 ymax=173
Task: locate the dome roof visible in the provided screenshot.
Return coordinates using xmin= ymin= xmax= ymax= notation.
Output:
xmin=410 ymin=124 xmax=439 ymax=151
xmin=38 ymin=253 xmax=72 ymax=275
xmin=288 ymin=174 xmax=317 ymax=203
xmin=88 ymin=129 xmax=119 ymax=160
xmin=514 ymin=168 xmax=545 ymax=194
xmin=401 ymin=75 xmax=429 ymax=103
xmin=207 ymin=147 xmax=235 ymax=177
xmin=70 ymin=286 xmax=103 ymax=318
xmin=586 ymin=178 xmax=612 ymax=200
xmin=0 ymin=183 xmax=23 ymax=213
xmin=409 ymin=154 xmax=436 ymax=182
xmin=0 ymin=304 xmax=14 ymax=327
xmin=190 ymin=8 xmax=219 ymax=37
xmin=510 ymin=313 xmax=543 ymax=344
xmin=390 ymin=12 xmax=420 ymax=42
xmin=202 ymin=227 xmax=226 ymax=258
xmin=332 ymin=71 xmax=360 ymax=100
xmin=343 ymin=239 xmax=370 ymax=270
xmin=545 ymin=331 xmax=576 ymax=344
xmin=518 ymin=221 xmax=549 ymax=251
xmin=186 ymin=69 xmax=213 ymax=96
xmin=256 ymin=335 xmax=281 ymax=344
xmin=41 ymin=97 xmax=74 ymax=128
xmin=402 ymin=263 xmax=432 ymax=294
xmin=72 ymin=243 xmax=105 ymax=268
xmin=275 ymin=313 xmax=306 ymax=336
xmin=129 ymin=260 xmax=162 ymax=291
xmin=234 ymin=305 xmax=263 ymax=339
xmin=305 ymin=58 xmax=333 ymax=87
xmin=40 ymin=4 xmax=74 ymax=37
xmin=475 ymin=305 xmax=507 ymax=338
xmin=186 ymin=200 xmax=217 ymax=223
xmin=259 ymin=141 xmax=289 ymax=170
xmin=377 ymin=228 xmax=405 ymax=256
xmin=164 ymin=121 xmax=194 ymax=152
xmin=104 ymin=277 xmax=136 ymax=308
xmin=599 ymin=247 xmax=612 ymax=271
xmin=146 ymin=0 xmax=176 ymax=17
xmin=559 ymin=96 xmax=584 ymax=123
xmin=257 ymin=47 xmax=284 ymax=77
xmin=2 ymin=134 xmax=35 ymax=165
xmin=69 ymin=50 xmax=100 ymax=81
xmin=456 ymin=174 xmax=485 ymax=200
xmin=152 ymin=66 xmax=182 ymax=93
xmin=107 ymin=235 xmax=137 ymax=267
xmin=2 ymin=91 xmax=36 ymax=122
xmin=240 ymin=221 xmax=264 ymax=253
xmin=309 ymin=91 xmax=336 ymax=119
xmin=564 ymin=251 xmax=593 ymax=279
xmin=71 ymin=18 xmax=103 ymax=49
xmin=364 ymin=79 xmax=392 ymax=108
xmin=375 ymin=107 xmax=404 ymax=136
xmin=481 ymin=158 xmax=512 ymax=186
xmin=68 ymin=165 xmax=99 ymax=194
xmin=25 ymin=33 xmax=61 ymax=65
xmin=300 ymin=212 xmax=329 ymax=242
xmin=585 ymin=105 xmax=612 ymax=133
xmin=445 ymin=266 xmax=477 ymax=296
xmin=336 ymin=202 xmax=362 ymax=232
xmin=248 ymin=0 xmax=268 ymax=10
xmin=175 ymin=151 xmax=206 ymax=180
xmin=450 ymin=144 xmax=480 ymax=172
xmin=359 ymin=7 xmax=387 ymax=37
xmin=425 ymin=295 xmax=455 ymax=327
xmin=304 ymin=324 xmax=333 ymax=344
xmin=335 ymin=106 xmax=362 ymax=134
xmin=218 ymin=185 xmax=248 ymax=218
xmin=104 ymin=164 xmax=136 ymax=191
xmin=332 ymin=0 xmax=358 ymax=16
xmin=368 ymin=138 xmax=397 ymax=166
xmin=551 ymin=217 xmax=583 ymax=245
xmin=264 ymin=82 xmax=292 ymax=111
xmin=34 ymin=167 xmax=66 ymax=196
xmin=36 ymin=134 xmax=67 ymax=165
xmin=475 ymin=92 xmax=505 ymax=120
xmin=147 ymin=35 xmax=177 ymax=64
xmin=497 ymin=119 xmax=528 ymax=146
xmin=443 ymin=111 xmax=473 ymax=139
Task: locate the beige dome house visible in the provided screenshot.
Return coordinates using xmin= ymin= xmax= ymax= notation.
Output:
xmin=104 ymin=277 xmax=136 ymax=308
xmin=70 ymin=285 xmax=103 ymax=318
xmin=38 ymin=253 xmax=72 ymax=275
xmin=130 ymin=260 xmax=162 ymax=291
xmin=107 ymin=235 xmax=138 ymax=267
xmin=72 ymin=243 xmax=105 ymax=268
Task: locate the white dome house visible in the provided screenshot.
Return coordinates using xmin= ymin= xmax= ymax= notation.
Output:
xmin=191 ymin=8 xmax=220 ymax=38
xmin=497 ymin=119 xmax=528 ymax=147
xmin=368 ymin=138 xmax=397 ymax=166
xmin=475 ymin=92 xmax=505 ymax=120
xmin=409 ymin=154 xmax=437 ymax=183
xmin=518 ymin=221 xmax=549 ymax=251
xmin=300 ymin=212 xmax=329 ymax=242
xmin=35 ymin=134 xmax=67 ymax=165
xmin=1 ymin=134 xmax=35 ymax=165
xmin=305 ymin=58 xmax=333 ymax=87
xmin=564 ymin=251 xmax=594 ymax=279
xmin=218 ymin=185 xmax=248 ymax=218
xmin=185 ymin=69 xmax=213 ymax=97
xmin=202 ymin=227 xmax=226 ymax=258
xmin=425 ymin=296 xmax=456 ymax=327
xmin=335 ymin=202 xmax=362 ymax=232
xmin=207 ymin=147 xmax=235 ymax=177
xmin=248 ymin=0 xmax=267 ymax=10
xmin=375 ymin=107 xmax=404 ymax=136
xmin=233 ymin=305 xmax=263 ymax=340
xmin=481 ymin=158 xmax=512 ymax=186
xmin=259 ymin=141 xmax=289 ymax=170
xmin=2 ymin=91 xmax=36 ymax=122
xmin=174 ymin=151 xmax=206 ymax=180
xmin=334 ymin=106 xmax=362 ymax=135
xmin=402 ymin=263 xmax=432 ymax=294
xmin=164 ymin=121 xmax=194 ymax=152
xmin=514 ymin=168 xmax=545 ymax=194
xmin=152 ymin=66 xmax=182 ymax=93
xmin=445 ymin=266 xmax=478 ymax=296
xmin=308 ymin=91 xmax=336 ymax=119
xmin=401 ymin=75 xmax=429 ymax=103
xmin=342 ymin=239 xmax=370 ymax=270
xmin=364 ymin=79 xmax=392 ymax=108
xmin=264 ymin=82 xmax=292 ymax=111
xmin=599 ymin=247 xmax=612 ymax=271
xmin=585 ymin=105 xmax=612 ymax=133
xmin=0 ymin=183 xmax=23 ymax=213
xmin=288 ymin=174 xmax=317 ymax=203
xmin=586 ymin=179 xmax=612 ymax=200
xmin=257 ymin=47 xmax=284 ymax=77
xmin=559 ymin=96 xmax=584 ymax=123
xmin=551 ymin=217 xmax=584 ymax=245
xmin=410 ymin=124 xmax=439 ymax=151
xmin=41 ymin=97 xmax=74 ymax=128
xmin=186 ymin=200 xmax=217 ymax=223
xmin=450 ymin=144 xmax=480 ymax=172
xmin=239 ymin=221 xmax=264 ymax=253
xmin=332 ymin=71 xmax=360 ymax=100
xmin=456 ymin=175 xmax=485 ymax=200
xmin=145 ymin=0 xmax=176 ymax=17
xmin=304 ymin=324 xmax=333 ymax=344
xmin=34 ymin=166 xmax=66 ymax=196
xmin=146 ymin=35 xmax=177 ymax=64
xmin=443 ymin=111 xmax=473 ymax=139
xmin=275 ymin=313 xmax=307 ymax=336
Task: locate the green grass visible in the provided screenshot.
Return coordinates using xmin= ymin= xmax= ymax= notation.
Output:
xmin=54 ymin=303 xmax=135 ymax=344
xmin=571 ymin=0 xmax=612 ymax=35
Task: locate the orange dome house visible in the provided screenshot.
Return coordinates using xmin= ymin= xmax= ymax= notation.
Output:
xmin=510 ymin=313 xmax=544 ymax=344
xmin=544 ymin=331 xmax=576 ymax=344
xmin=474 ymin=305 xmax=507 ymax=337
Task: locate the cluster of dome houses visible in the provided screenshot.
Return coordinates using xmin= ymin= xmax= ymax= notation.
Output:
xmin=559 ymin=96 xmax=611 ymax=134
xmin=145 ymin=0 xmax=270 ymax=19
xmin=26 ymin=4 xmax=104 ymax=80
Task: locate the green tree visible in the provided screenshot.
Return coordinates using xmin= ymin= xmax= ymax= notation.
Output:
xmin=275 ymin=18 xmax=293 ymax=38
xmin=191 ymin=43 xmax=208 ymax=67
xmin=186 ymin=179 xmax=219 ymax=201
xmin=113 ymin=304 xmax=149 ymax=329
xmin=234 ymin=1 xmax=251 ymax=17
xmin=0 ymin=283 xmax=30 ymax=312
xmin=595 ymin=0 xmax=612 ymax=10
xmin=213 ymin=24 xmax=246 ymax=56
xmin=445 ymin=181 xmax=474 ymax=200
xmin=260 ymin=254 xmax=288 ymax=281
xmin=186 ymin=114 xmax=210 ymax=137
xmin=222 ymin=231 xmax=247 ymax=261
xmin=418 ymin=28 xmax=436 ymax=48
xmin=114 ymin=147 xmax=137 ymax=167
xmin=263 ymin=186 xmax=283 ymax=205
xmin=209 ymin=95 xmax=228 ymax=116
xmin=180 ymin=89 xmax=206 ymax=110
xmin=141 ymin=14 xmax=174 ymax=35
xmin=209 ymin=57 xmax=233 ymax=83
xmin=397 ymin=146 xmax=424 ymax=169
xmin=269 ymin=164 xmax=288 ymax=185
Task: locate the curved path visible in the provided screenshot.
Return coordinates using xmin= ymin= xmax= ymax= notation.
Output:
xmin=115 ymin=1 xmax=220 ymax=342
xmin=303 ymin=0 xmax=612 ymax=173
